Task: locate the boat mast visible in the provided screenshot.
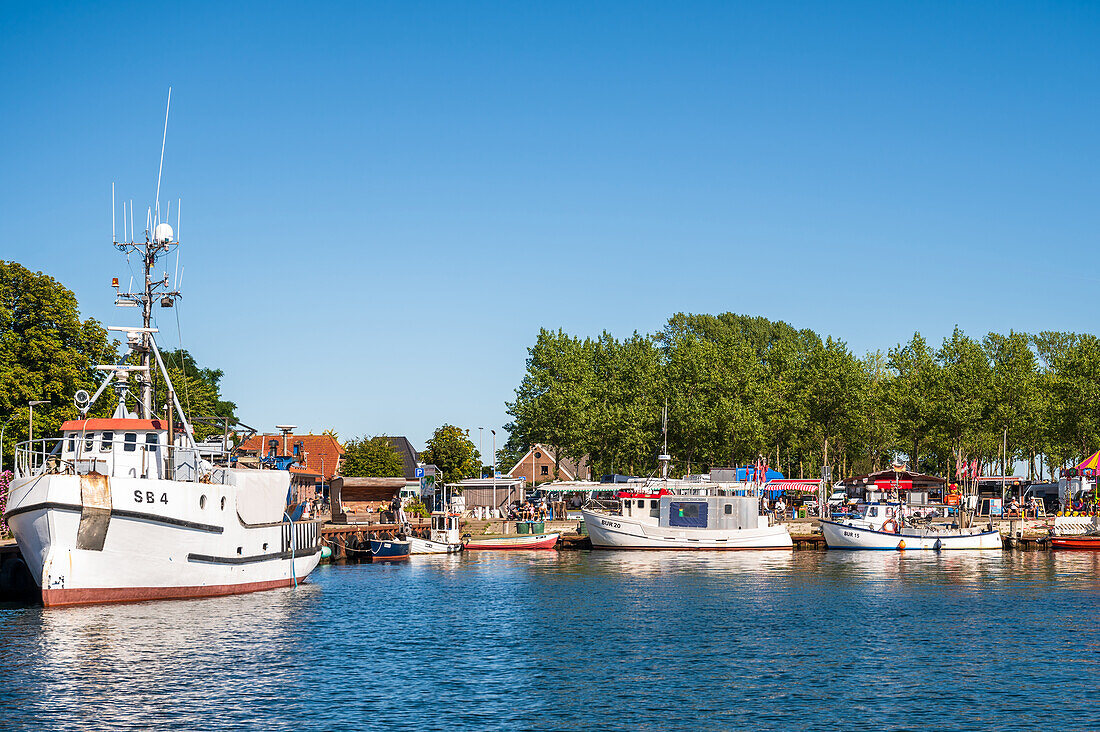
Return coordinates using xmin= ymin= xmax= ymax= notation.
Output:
xmin=658 ymin=398 xmax=670 ymax=481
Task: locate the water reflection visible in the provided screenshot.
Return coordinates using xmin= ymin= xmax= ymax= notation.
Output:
xmin=1 ymin=552 xmax=1098 ymax=731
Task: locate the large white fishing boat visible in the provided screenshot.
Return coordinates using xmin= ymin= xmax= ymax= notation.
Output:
xmin=3 ymin=118 xmax=321 ymax=606
xmin=820 ymin=503 xmax=1002 ymax=550
xmin=581 ymin=411 xmax=792 ymax=550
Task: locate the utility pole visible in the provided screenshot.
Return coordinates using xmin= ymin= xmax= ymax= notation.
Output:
xmin=28 ymin=401 xmax=48 ymax=446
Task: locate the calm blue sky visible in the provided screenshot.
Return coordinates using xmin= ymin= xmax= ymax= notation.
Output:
xmin=2 ymin=2 xmax=1099 ymax=451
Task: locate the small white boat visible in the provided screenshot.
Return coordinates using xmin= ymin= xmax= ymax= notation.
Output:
xmin=820 ymin=502 xmax=1002 ymax=550
xmin=408 ymin=512 xmax=463 ymax=554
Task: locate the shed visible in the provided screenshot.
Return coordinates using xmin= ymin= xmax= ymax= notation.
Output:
xmin=448 ymin=477 xmax=527 ymax=508
xmin=330 ymin=476 xmax=405 ymax=523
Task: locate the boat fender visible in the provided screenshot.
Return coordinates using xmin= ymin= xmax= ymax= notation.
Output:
xmin=897 ymin=539 xmax=906 ymax=551
xmin=882 ymin=519 xmax=898 ymax=534
xmin=933 ymin=539 xmax=942 ymax=552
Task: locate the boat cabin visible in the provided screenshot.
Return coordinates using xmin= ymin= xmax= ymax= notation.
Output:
xmin=430 ymin=512 xmax=460 ymax=544
xmin=60 ymin=418 xmax=170 ymax=479
xmin=621 ymin=493 xmax=766 ymax=531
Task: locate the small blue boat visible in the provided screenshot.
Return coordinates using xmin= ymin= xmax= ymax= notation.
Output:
xmin=369 ymin=539 xmax=411 ymax=562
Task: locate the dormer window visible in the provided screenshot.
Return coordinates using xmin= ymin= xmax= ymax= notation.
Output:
xmin=100 ymin=431 xmax=114 ymax=453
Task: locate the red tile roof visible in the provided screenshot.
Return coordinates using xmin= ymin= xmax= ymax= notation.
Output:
xmin=238 ymin=433 xmax=344 ymax=482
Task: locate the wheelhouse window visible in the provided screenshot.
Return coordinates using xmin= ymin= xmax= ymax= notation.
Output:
xmin=124 ymin=433 xmax=137 ymax=452
xmin=84 ymin=433 xmax=95 ymax=453
xmin=637 ymin=500 xmax=645 ymax=508
xmin=724 ymin=504 xmax=732 ymax=515
xmin=146 ymin=433 xmax=159 ymax=449
xmin=66 ymin=433 xmax=76 ymax=455
xmin=100 ymin=431 xmax=113 ymax=452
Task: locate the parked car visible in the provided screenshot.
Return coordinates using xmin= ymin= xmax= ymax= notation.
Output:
xmin=827 ymin=490 xmax=849 ymax=507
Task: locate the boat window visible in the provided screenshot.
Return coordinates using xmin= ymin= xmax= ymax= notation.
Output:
xmin=100 ymin=431 xmax=113 ymax=452
xmin=124 ymin=433 xmax=137 ymax=452
xmin=66 ymin=433 xmax=76 ymax=454
xmin=669 ymin=501 xmax=708 ymax=528
xmin=651 ymin=500 xmax=659 ymax=508
xmin=637 ymin=500 xmax=645 ymax=509
xmin=84 ymin=433 xmax=95 ymax=453
xmin=868 ymin=506 xmax=878 ymax=518
xmin=724 ymin=504 xmax=732 ymax=515
xmin=146 ymin=433 xmax=159 ymax=449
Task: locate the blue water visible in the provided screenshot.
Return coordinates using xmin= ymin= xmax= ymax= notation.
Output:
xmin=2 ymin=550 xmax=1100 ymax=731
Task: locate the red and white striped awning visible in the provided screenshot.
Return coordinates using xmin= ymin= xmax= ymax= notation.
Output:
xmin=765 ymin=479 xmax=822 ymax=493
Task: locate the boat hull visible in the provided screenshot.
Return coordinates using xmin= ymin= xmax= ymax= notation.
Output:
xmin=4 ymin=473 xmax=321 ymax=607
xmin=369 ymin=539 xmax=411 ymax=561
xmin=1050 ymin=536 xmax=1100 ymax=550
xmin=581 ymin=509 xmax=792 ymax=549
xmin=820 ymin=520 xmax=1002 ymax=550
xmin=464 ymin=533 xmax=559 ymax=550
xmin=408 ymin=537 xmax=462 ymax=554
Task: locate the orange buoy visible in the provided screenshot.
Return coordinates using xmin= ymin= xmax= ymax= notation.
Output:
xmin=897 ymin=539 xmax=906 ymax=551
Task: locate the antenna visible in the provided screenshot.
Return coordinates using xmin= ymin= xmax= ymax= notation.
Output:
xmin=129 ymin=199 xmax=134 ymax=242
xmin=111 ymin=182 xmax=116 ymax=242
xmin=122 ymin=200 xmax=127 ymax=242
xmin=154 ymin=87 xmax=171 ymax=228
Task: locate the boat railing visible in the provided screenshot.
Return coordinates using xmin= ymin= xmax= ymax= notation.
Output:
xmin=12 ymin=438 xmax=248 ymax=485
xmin=584 ymin=498 xmax=621 ymax=513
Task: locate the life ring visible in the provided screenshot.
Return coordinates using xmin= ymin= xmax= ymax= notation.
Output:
xmin=881 ymin=519 xmax=898 ymax=534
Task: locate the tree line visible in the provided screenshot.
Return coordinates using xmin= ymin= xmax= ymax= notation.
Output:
xmin=503 ymin=312 xmax=1100 ymax=483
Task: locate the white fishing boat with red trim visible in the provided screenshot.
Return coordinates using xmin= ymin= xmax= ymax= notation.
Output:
xmin=3 ymin=124 xmax=321 ymax=605
xmin=580 ymin=409 xmax=792 ymax=550
xmin=820 ymin=503 xmax=1001 ymax=550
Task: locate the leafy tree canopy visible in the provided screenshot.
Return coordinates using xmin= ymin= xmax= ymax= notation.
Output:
xmin=0 ymin=261 xmax=116 ymax=467
xmin=340 ymin=436 xmax=406 ymax=478
xmin=421 ymin=424 xmax=480 ymax=485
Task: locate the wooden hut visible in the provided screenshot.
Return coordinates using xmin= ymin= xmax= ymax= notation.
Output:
xmin=329 ymin=476 xmax=405 ymax=524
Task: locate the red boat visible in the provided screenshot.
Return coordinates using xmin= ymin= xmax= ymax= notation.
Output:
xmin=464 ymin=533 xmax=560 ymax=550
xmin=1050 ymin=535 xmax=1100 ymax=550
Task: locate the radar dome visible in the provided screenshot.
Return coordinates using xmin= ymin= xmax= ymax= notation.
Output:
xmin=154 ymin=223 xmax=174 ymax=243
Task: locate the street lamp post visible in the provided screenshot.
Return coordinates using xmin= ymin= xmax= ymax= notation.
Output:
xmin=491 ymin=429 xmax=497 ymax=516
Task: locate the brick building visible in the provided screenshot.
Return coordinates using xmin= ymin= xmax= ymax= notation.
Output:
xmin=507 ymin=444 xmax=590 ymax=485
xmin=237 ymin=432 xmax=344 ymax=502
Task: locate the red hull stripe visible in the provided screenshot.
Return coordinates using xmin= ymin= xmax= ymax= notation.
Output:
xmin=41 ymin=575 xmax=308 ymax=608
xmin=1051 ymin=539 xmax=1100 ymax=550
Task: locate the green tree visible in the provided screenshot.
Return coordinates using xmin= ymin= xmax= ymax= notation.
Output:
xmin=0 ymin=261 xmax=116 ymax=468
xmin=935 ymin=327 xmax=992 ymax=478
xmin=505 ymin=329 xmax=593 ymax=479
xmin=421 ymin=424 xmax=481 ymax=485
xmin=886 ymin=333 xmax=941 ymax=470
xmin=984 ymin=331 xmax=1041 ymax=475
xmin=155 ymin=349 xmax=238 ymax=441
xmin=340 ymin=436 xmax=406 ymax=477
